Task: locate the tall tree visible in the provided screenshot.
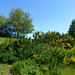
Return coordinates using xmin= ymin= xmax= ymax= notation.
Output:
xmin=7 ymin=8 xmax=34 ymax=37
xmin=0 ymin=14 xmax=9 ymax=37
xmin=0 ymin=14 xmax=6 ymax=33
xmin=68 ymin=19 xmax=75 ymax=37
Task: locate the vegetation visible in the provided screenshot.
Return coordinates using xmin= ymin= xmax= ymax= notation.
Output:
xmin=0 ymin=8 xmax=75 ymax=75
xmin=0 ymin=14 xmax=6 ymax=32
xmin=0 ymin=8 xmax=34 ymax=37
xmin=0 ymin=31 xmax=75 ymax=75
xmin=0 ymin=14 xmax=10 ymax=37
xmin=0 ymin=64 xmax=11 ymax=75
xmin=68 ymin=19 xmax=75 ymax=37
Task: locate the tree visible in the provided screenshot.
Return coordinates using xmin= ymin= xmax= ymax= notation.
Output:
xmin=68 ymin=19 xmax=75 ymax=37
xmin=0 ymin=14 xmax=6 ymax=33
xmin=0 ymin=14 xmax=9 ymax=37
xmin=7 ymin=8 xmax=34 ymax=38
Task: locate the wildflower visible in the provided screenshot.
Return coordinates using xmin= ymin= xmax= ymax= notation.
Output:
xmin=71 ymin=48 xmax=74 ymax=51
xmin=71 ymin=57 xmax=75 ymax=62
xmin=63 ymin=48 xmax=65 ymax=50
xmin=33 ymin=55 xmax=37 ymax=58
xmin=66 ymin=43 xmax=71 ymax=47
xmin=62 ymin=43 xmax=65 ymax=45
xmin=64 ymin=45 xmax=66 ymax=47
xmin=43 ymin=67 xmax=48 ymax=70
xmin=37 ymin=57 xmax=39 ymax=60
xmin=64 ymin=39 xmax=67 ymax=41
xmin=58 ymin=39 xmax=60 ymax=43
xmin=71 ymin=38 xmax=74 ymax=41
xmin=60 ymin=38 xmax=62 ymax=41
xmin=63 ymin=58 xmax=66 ymax=61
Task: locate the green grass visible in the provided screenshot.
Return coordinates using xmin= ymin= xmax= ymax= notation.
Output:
xmin=59 ymin=67 xmax=75 ymax=75
xmin=0 ymin=64 xmax=75 ymax=75
xmin=0 ymin=37 xmax=7 ymax=44
xmin=0 ymin=37 xmax=17 ymax=44
xmin=0 ymin=64 xmax=11 ymax=75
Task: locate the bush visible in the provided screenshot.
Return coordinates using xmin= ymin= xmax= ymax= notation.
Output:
xmin=33 ymin=31 xmax=74 ymax=49
xmin=0 ymin=38 xmax=34 ymax=64
xmin=0 ymin=39 xmax=18 ymax=64
xmin=10 ymin=59 xmax=43 ymax=75
xmin=32 ymin=44 xmax=75 ymax=74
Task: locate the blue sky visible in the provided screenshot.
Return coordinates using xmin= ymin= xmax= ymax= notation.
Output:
xmin=0 ymin=0 xmax=75 ymax=37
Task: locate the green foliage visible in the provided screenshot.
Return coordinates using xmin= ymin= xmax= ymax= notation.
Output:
xmin=68 ymin=19 xmax=75 ymax=37
xmin=0 ymin=14 xmax=10 ymax=37
xmin=32 ymin=45 xmax=74 ymax=67
xmin=0 ymin=39 xmax=18 ymax=64
xmin=0 ymin=37 xmax=7 ymax=44
xmin=0 ymin=64 xmax=11 ymax=75
xmin=33 ymin=31 xmax=74 ymax=49
xmin=10 ymin=59 xmax=43 ymax=75
xmin=58 ymin=67 xmax=75 ymax=75
xmin=0 ymin=14 xmax=6 ymax=31
xmin=12 ymin=38 xmax=34 ymax=60
xmin=7 ymin=8 xmax=34 ymax=37
xmin=33 ymin=31 xmax=61 ymax=44
xmin=10 ymin=44 xmax=75 ymax=75
xmin=0 ymin=31 xmax=75 ymax=74
xmin=0 ymin=38 xmax=34 ymax=64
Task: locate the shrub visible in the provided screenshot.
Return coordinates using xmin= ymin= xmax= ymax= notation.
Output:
xmin=10 ymin=59 xmax=43 ymax=75
xmin=32 ymin=45 xmax=75 ymax=72
xmin=0 ymin=38 xmax=34 ymax=64
xmin=0 ymin=39 xmax=18 ymax=64
xmin=33 ymin=31 xmax=74 ymax=49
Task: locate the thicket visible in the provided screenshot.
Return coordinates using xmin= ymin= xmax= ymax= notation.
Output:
xmin=0 ymin=31 xmax=75 ymax=75
xmin=33 ymin=31 xmax=74 ymax=48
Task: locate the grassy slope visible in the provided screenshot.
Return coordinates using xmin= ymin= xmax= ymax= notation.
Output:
xmin=0 ymin=37 xmax=17 ymax=44
xmin=58 ymin=67 xmax=75 ymax=75
xmin=0 ymin=64 xmax=11 ymax=75
xmin=0 ymin=37 xmax=7 ymax=44
xmin=0 ymin=64 xmax=75 ymax=75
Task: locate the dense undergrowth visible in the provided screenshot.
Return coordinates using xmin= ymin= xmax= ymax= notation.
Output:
xmin=0 ymin=31 xmax=75 ymax=75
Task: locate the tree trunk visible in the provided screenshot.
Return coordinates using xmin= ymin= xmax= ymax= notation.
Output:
xmin=17 ymin=32 xmax=19 ymax=38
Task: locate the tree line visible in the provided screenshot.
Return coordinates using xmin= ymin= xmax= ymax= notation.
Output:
xmin=0 ymin=8 xmax=75 ymax=38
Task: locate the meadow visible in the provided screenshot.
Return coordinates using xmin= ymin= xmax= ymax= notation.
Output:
xmin=0 ymin=31 xmax=75 ymax=75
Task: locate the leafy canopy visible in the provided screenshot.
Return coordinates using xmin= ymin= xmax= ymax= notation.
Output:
xmin=7 ymin=8 xmax=34 ymax=37
xmin=0 ymin=14 xmax=6 ymax=31
xmin=68 ymin=19 xmax=75 ymax=37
